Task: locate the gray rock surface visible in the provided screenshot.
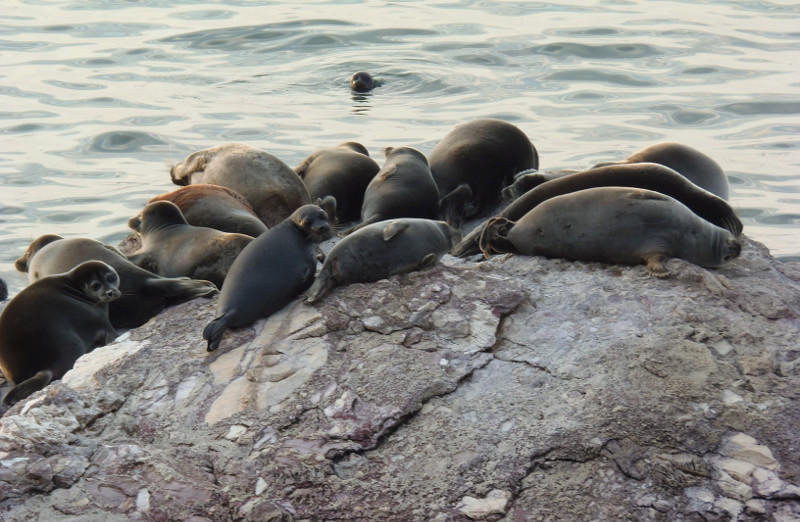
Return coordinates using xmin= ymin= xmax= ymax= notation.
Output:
xmin=1 ymin=235 xmax=799 ymax=521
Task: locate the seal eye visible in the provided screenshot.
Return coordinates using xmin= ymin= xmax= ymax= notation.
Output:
xmin=90 ymin=281 xmax=102 ymax=291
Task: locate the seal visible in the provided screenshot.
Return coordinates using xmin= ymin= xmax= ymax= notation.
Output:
xmin=0 ymin=277 xmax=6 ymax=302
xmin=15 ymin=234 xmax=218 ymax=329
xmin=593 ymin=142 xmax=730 ymax=200
xmin=479 ymin=186 xmax=741 ymax=277
xmin=0 ymin=260 xmax=120 ymax=406
xmin=203 ymin=204 xmax=332 ymax=352
xmin=149 ymin=184 xmax=268 ymax=237
xmin=502 ymin=168 xmax=578 ymax=202
xmin=429 ymin=119 xmax=539 ymax=229
xmin=351 ymin=72 xmax=375 ymax=93
xmin=170 ymin=143 xmax=311 ymax=227
xmin=127 ymin=201 xmax=253 ymax=289
xmin=304 ymin=218 xmax=455 ymax=304
xmin=295 ymin=142 xmax=380 ymax=224
xmin=451 ymin=163 xmax=742 ymax=258
xmin=343 ymin=146 xmax=440 ymax=235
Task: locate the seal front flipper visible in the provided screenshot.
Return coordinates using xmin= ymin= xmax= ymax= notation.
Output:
xmin=203 ymin=310 xmax=236 ymax=352
xmin=645 ymin=252 xmax=671 ymax=278
xmin=146 ymin=277 xmax=218 ymax=299
xmin=383 ymin=221 xmax=410 ymax=241
xmin=437 ymin=183 xmax=473 ymax=230
xmin=2 ymin=369 xmax=54 ymax=406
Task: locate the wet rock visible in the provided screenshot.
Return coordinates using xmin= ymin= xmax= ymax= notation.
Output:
xmin=0 ymin=235 xmax=799 ymax=520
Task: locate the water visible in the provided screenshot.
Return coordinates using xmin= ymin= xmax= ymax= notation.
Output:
xmin=1 ymin=0 xmax=799 ymax=297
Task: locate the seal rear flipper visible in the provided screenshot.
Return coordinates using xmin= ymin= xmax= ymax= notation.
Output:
xmin=203 ymin=311 xmax=235 ymax=352
xmin=645 ymin=252 xmax=671 ymax=278
xmin=450 ymin=222 xmax=485 ymax=258
xmin=2 ymin=370 xmax=54 ymax=406
xmin=147 ymin=277 xmax=218 ymax=300
xmin=479 ymin=217 xmax=516 ymax=259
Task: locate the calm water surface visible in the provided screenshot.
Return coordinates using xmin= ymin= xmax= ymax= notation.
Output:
xmin=1 ymin=0 xmax=799 ymax=296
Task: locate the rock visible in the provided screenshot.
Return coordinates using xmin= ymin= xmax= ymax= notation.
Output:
xmin=1 ymin=235 xmax=799 ymax=521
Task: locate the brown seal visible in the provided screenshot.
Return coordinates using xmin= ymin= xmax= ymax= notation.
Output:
xmin=15 ymin=234 xmax=218 ymax=328
xmin=170 ymin=143 xmax=311 ymax=227
xmin=127 ymin=201 xmax=252 ymax=289
xmin=0 ymin=261 xmax=120 ymax=406
xmin=452 ymin=163 xmax=742 ymax=258
xmin=149 ymin=184 xmax=268 ymax=237
xmin=479 ymin=187 xmax=741 ymax=277
xmin=203 ymin=205 xmax=332 ymax=352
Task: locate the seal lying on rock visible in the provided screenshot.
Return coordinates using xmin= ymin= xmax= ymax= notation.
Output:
xmin=295 ymin=142 xmax=380 ymax=224
xmin=127 ymin=201 xmax=253 ymax=289
xmin=343 ymin=147 xmax=439 ymax=236
xmin=149 ymin=184 xmax=268 ymax=237
xmin=203 ymin=205 xmax=332 ymax=352
xmin=0 ymin=261 xmax=120 ymax=406
xmin=479 ymin=186 xmax=741 ymax=277
xmin=592 ymin=142 xmax=730 ymax=201
xmin=429 ymin=118 xmax=538 ymax=229
xmin=452 ymin=163 xmax=742 ymax=258
xmin=304 ymin=218 xmax=455 ymax=304
xmin=15 ymin=234 xmax=218 ymax=328
xmin=0 ymin=277 xmax=6 ymax=301
xmin=170 ymin=143 xmax=311 ymax=227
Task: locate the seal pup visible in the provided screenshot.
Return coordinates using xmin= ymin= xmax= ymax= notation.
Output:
xmin=452 ymin=163 xmax=742 ymax=258
xmin=0 ymin=261 xmax=121 ymax=406
xmin=479 ymin=187 xmax=741 ymax=277
xmin=127 ymin=201 xmax=252 ymax=289
xmin=149 ymin=184 xmax=268 ymax=237
xmin=295 ymin=142 xmax=380 ymax=224
xmin=203 ymin=204 xmax=332 ymax=352
xmin=170 ymin=143 xmax=311 ymax=227
xmin=343 ymin=146 xmax=439 ymax=236
xmin=351 ymin=72 xmax=375 ymax=92
xmin=593 ymin=142 xmax=730 ymax=200
xmin=304 ymin=218 xmax=455 ymax=304
xmin=16 ymin=234 xmax=218 ymax=329
xmin=429 ymin=118 xmax=539 ymax=229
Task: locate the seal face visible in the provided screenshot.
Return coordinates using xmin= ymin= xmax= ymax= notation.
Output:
xmin=170 ymin=143 xmax=311 ymax=227
xmin=127 ymin=201 xmax=253 ymax=289
xmin=203 ymin=205 xmax=332 ymax=352
xmin=452 ymin=162 xmax=742 ymax=258
xmin=304 ymin=218 xmax=455 ymax=304
xmin=343 ymin=146 xmax=440 ymax=235
xmin=16 ymin=234 xmax=218 ymax=328
xmin=149 ymin=184 xmax=268 ymax=237
xmin=429 ymin=118 xmax=539 ymax=229
xmin=593 ymin=142 xmax=730 ymax=201
xmin=479 ymin=187 xmax=741 ymax=277
xmin=351 ymin=72 xmax=375 ymax=92
xmin=295 ymin=142 xmax=380 ymax=224
xmin=0 ymin=261 xmax=121 ymax=406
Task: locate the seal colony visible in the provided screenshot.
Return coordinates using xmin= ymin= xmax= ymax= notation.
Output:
xmin=0 ymin=116 xmax=745 ymax=406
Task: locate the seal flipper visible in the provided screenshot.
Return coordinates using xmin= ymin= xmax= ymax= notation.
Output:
xmin=645 ymin=252 xmax=671 ymax=278
xmin=438 ymin=183 xmax=473 ymax=230
xmin=203 ymin=310 xmax=235 ymax=352
xmin=383 ymin=221 xmax=410 ymax=241
xmin=146 ymin=277 xmax=218 ymax=299
xmin=479 ymin=217 xmax=517 ymax=259
xmin=341 ymin=214 xmax=382 ymax=237
xmin=2 ymin=370 xmax=54 ymax=406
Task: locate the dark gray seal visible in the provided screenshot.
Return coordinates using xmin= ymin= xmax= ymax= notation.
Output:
xmin=479 ymin=187 xmax=741 ymax=277
xmin=452 ymin=163 xmax=742 ymax=258
xmin=429 ymin=118 xmax=539 ymax=230
xmin=203 ymin=204 xmax=332 ymax=352
xmin=593 ymin=142 xmax=730 ymax=200
xmin=15 ymin=234 xmax=218 ymax=329
xmin=127 ymin=201 xmax=253 ymax=289
xmin=170 ymin=143 xmax=311 ymax=227
xmin=351 ymin=72 xmax=375 ymax=93
xmin=343 ymin=146 xmax=440 ymax=235
xmin=304 ymin=218 xmax=455 ymax=304
xmin=0 ymin=261 xmax=120 ymax=406
xmin=149 ymin=184 xmax=268 ymax=237
xmin=295 ymin=142 xmax=380 ymax=224
xmin=0 ymin=277 xmax=6 ymax=302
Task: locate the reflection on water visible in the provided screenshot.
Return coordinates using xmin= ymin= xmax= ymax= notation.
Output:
xmin=1 ymin=0 xmax=799 ymax=296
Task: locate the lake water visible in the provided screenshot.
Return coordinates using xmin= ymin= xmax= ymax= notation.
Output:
xmin=2 ymin=0 xmax=799 ymax=297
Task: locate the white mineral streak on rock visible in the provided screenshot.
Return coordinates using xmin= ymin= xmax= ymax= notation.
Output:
xmin=135 ymin=488 xmax=150 ymax=511
xmin=456 ymin=489 xmax=511 ymax=518
xmin=209 ymin=345 xmax=245 ymax=385
xmin=225 ymin=424 xmax=247 ymax=440
xmin=205 ymin=377 xmax=249 ymax=425
xmin=255 ymin=477 xmax=268 ymax=495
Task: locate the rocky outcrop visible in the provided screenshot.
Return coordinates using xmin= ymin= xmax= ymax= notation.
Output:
xmin=1 ymin=236 xmax=799 ymax=521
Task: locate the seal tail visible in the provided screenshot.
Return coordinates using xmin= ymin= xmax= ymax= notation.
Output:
xmin=203 ymin=310 xmax=235 ymax=352
xmin=3 ymin=370 xmax=54 ymax=406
